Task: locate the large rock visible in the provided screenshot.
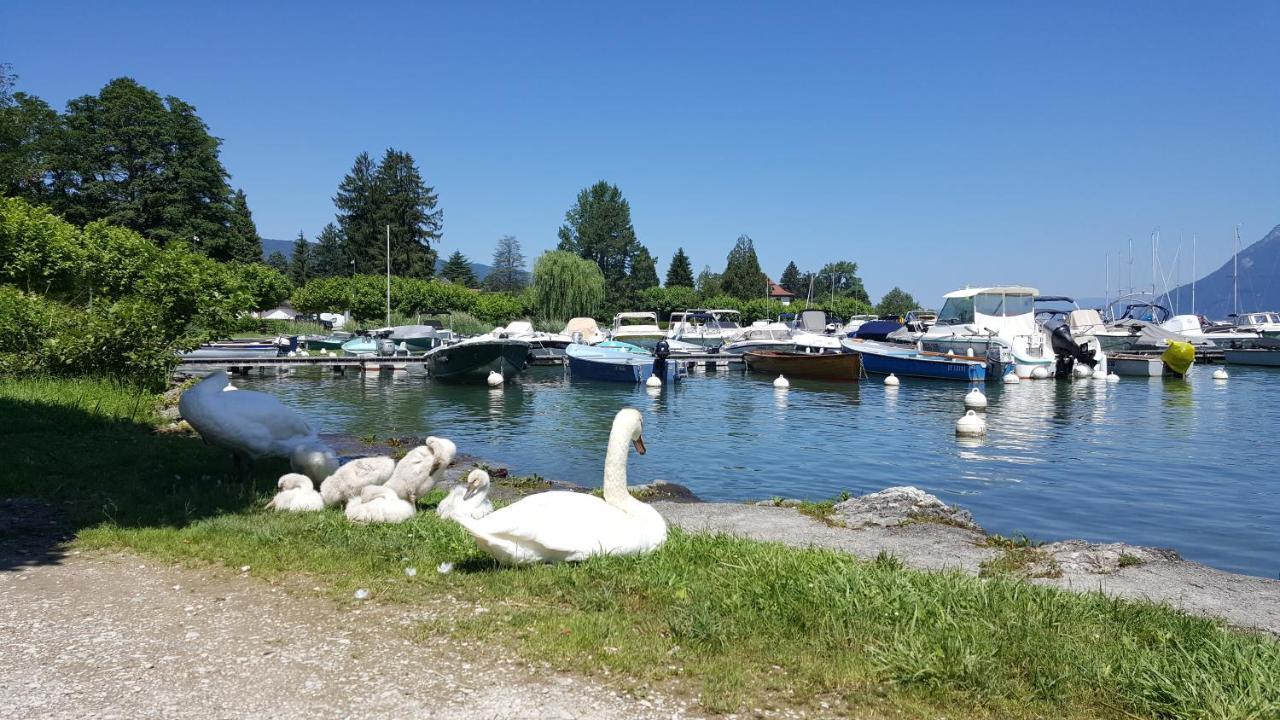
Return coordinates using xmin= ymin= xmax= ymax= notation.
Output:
xmin=1041 ymin=540 xmax=1180 ymax=575
xmin=832 ymin=486 xmax=980 ymax=531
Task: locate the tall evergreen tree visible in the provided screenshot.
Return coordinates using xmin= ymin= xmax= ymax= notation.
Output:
xmin=311 ymin=222 xmax=348 ymax=278
xmin=334 ymin=151 xmax=380 ymax=274
xmin=721 ymin=234 xmax=768 ymax=300
xmin=289 ymin=231 xmax=313 ymax=285
xmin=224 ymin=189 xmax=263 ymax=263
xmin=628 ymin=246 xmax=660 ymax=293
xmin=779 ymin=261 xmax=802 ymax=294
xmin=665 ymin=247 xmax=694 ymax=288
xmin=695 ymin=266 xmax=722 ymax=298
xmin=55 ymin=77 xmax=238 ymax=251
xmin=440 ymin=250 xmax=478 ymax=287
xmin=487 ymin=235 xmax=527 ymax=292
xmin=557 ymin=180 xmax=640 ymax=303
xmin=0 ymin=67 xmax=62 ymax=203
xmin=372 ymin=148 xmax=441 ymax=278
xmin=265 ymin=251 xmax=289 ymax=274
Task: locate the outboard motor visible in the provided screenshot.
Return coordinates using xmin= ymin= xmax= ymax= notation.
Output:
xmin=653 ymin=340 xmax=671 ymax=382
xmin=1042 ymin=316 xmax=1097 ymax=374
xmin=377 ymin=338 xmax=397 ymax=356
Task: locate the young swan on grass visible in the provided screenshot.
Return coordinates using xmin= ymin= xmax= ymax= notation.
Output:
xmin=454 ymin=408 xmax=666 ymax=565
xmin=436 ymin=469 xmax=494 ymax=521
xmin=265 ymin=473 xmax=324 ymax=512
xmin=384 ymin=445 xmax=436 ymax=505
xmin=319 ymin=456 xmax=396 ymax=507
xmin=345 ymin=485 xmax=415 ymax=524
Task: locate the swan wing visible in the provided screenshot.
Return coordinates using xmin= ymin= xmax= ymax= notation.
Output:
xmin=460 ymin=492 xmax=640 ymax=561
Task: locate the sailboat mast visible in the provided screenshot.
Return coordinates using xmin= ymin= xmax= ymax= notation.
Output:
xmin=1191 ymin=233 xmax=1196 ymax=315
xmin=385 ymin=224 xmax=392 ymax=326
xmin=1233 ymin=224 xmax=1240 ymax=316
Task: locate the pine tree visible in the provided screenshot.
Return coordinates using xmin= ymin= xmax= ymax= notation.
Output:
xmin=311 ymin=222 xmax=348 ymax=278
xmin=721 ymin=234 xmax=767 ymax=300
xmin=289 ymin=231 xmax=313 ymax=285
xmin=334 ymin=151 xmax=380 ymax=274
xmin=440 ymin=250 xmax=477 ymax=287
xmin=557 ymin=181 xmax=640 ymax=304
xmin=779 ymin=261 xmax=802 ymax=294
xmin=265 ymin=251 xmax=289 ymax=274
xmin=486 ymin=235 xmax=526 ymax=292
xmin=372 ymin=148 xmax=442 ymax=278
xmin=226 ymin=189 xmax=263 ymax=263
xmin=665 ymin=247 xmax=694 ymax=288
xmin=628 ymin=246 xmax=660 ymax=293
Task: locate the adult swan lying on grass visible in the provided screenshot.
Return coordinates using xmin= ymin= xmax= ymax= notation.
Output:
xmin=455 ymin=408 xmax=667 ymax=565
xmin=179 ymin=371 xmax=338 ymax=482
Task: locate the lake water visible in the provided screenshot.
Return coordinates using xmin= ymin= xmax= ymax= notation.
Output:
xmin=236 ymin=364 xmax=1280 ymax=578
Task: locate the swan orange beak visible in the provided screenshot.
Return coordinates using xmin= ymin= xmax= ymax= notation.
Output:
xmin=633 ymin=436 xmax=646 ymax=455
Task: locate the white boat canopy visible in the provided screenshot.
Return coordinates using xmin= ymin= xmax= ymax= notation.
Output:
xmin=942 ymin=286 xmax=1039 ymax=299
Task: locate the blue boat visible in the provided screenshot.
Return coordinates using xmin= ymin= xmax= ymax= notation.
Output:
xmin=566 ymin=343 xmax=685 ymax=383
xmin=843 ymin=339 xmax=986 ymax=382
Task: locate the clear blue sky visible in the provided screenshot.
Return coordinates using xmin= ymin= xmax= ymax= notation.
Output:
xmin=4 ymin=1 xmax=1278 ymax=304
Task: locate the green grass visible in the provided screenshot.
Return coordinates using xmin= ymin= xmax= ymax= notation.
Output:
xmin=3 ymin=376 xmax=1278 ymax=719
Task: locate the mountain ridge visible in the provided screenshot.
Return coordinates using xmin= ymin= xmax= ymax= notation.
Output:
xmin=1160 ymin=224 xmax=1280 ymax=319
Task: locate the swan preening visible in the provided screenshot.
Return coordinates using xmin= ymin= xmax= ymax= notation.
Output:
xmin=454 ymin=408 xmax=667 ymax=565
xmin=437 ymin=469 xmax=494 ymax=521
xmin=266 ymin=473 xmax=324 ymax=512
xmin=178 ymin=371 xmax=339 ymax=482
xmin=319 ymin=456 xmax=395 ymax=506
xmin=345 ymin=485 xmax=415 ymax=524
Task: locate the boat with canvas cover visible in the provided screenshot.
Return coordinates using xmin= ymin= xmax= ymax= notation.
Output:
xmin=742 ymin=350 xmax=861 ymax=381
xmin=842 ymin=339 xmax=985 ymax=381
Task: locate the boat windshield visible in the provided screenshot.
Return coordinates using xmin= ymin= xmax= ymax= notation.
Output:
xmin=975 ymin=292 xmax=1034 ymax=317
xmin=617 ymin=316 xmax=657 ymax=327
xmin=937 ymin=296 xmax=974 ymax=325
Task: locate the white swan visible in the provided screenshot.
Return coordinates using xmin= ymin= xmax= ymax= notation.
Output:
xmin=455 ymin=408 xmax=666 ymax=565
xmin=319 ymin=456 xmax=396 ymax=506
xmin=178 ymin=371 xmax=338 ymax=482
xmin=437 ymin=469 xmax=494 ymax=521
xmin=265 ymin=473 xmax=324 ymax=512
xmin=345 ymin=485 xmax=415 ymax=524
xmin=423 ymin=436 xmax=457 ymax=487
xmin=384 ymin=445 xmax=437 ymax=505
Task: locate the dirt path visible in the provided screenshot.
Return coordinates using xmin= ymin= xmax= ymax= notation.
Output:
xmin=0 ymin=551 xmax=696 ymax=720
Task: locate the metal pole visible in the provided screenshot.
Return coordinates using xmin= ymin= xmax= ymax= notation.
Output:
xmin=1191 ymin=234 xmax=1196 ymax=315
xmin=385 ymin=225 xmax=392 ymax=327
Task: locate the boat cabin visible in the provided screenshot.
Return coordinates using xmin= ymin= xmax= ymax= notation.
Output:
xmin=934 ymin=286 xmax=1039 ymax=338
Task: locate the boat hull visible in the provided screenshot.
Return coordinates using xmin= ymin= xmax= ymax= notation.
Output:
xmin=1223 ymin=348 xmax=1280 ymax=366
xmin=566 ymin=345 xmax=683 ymax=383
xmin=849 ymin=342 xmax=985 ymax=381
xmin=1109 ymin=353 xmax=1191 ymax=378
xmin=722 ymin=340 xmax=796 ymax=355
xmin=427 ymin=340 xmax=530 ymax=383
xmin=743 ymin=351 xmax=861 ymax=381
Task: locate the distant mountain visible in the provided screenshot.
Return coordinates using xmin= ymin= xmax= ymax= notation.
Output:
xmin=1160 ymin=224 xmax=1280 ymax=320
xmin=259 ymin=239 xmax=504 ymax=281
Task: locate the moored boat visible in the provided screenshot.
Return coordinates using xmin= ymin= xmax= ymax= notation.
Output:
xmin=610 ymin=312 xmax=666 ymax=349
xmin=742 ymin=350 xmax=861 ymax=381
xmin=426 ymin=336 xmax=530 ymax=383
xmin=666 ymin=309 xmax=744 ymax=349
xmin=843 ymin=339 xmax=985 ymax=381
xmin=565 ymin=342 xmax=684 ymax=383
xmin=1109 ymin=341 xmax=1196 ymax=378
xmin=1223 ymin=347 xmax=1280 ymax=366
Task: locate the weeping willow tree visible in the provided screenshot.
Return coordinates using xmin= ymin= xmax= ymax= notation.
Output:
xmin=531 ymin=250 xmax=605 ymax=320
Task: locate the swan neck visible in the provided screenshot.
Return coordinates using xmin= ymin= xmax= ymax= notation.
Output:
xmin=602 ymin=421 xmax=635 ymax=508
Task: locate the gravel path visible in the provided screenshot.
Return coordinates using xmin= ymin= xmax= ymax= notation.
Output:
xmin=0 ymin=551 xmax=696 ymax=720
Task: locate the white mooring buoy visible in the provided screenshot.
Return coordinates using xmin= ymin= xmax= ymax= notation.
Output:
xmin=1106 ymin=372 xmax=1120 ymax=383
xmin=1031 ymin=366 xmax=1050 ymax=380
xmin=773 ymin=374 xmax=790 ymax=389
xmin=964 ymin=387 xmax=987 ymax=409
xmin=1212 ymin=368 xmax=1229 ymax=380
xmin=1002 ymin=372 xmax=1019 ymax=384
xmin=884 ymin=373 xmax=900 ymax=387
xmin=955 ymin=409 xmax=987 ymax=436
xmin=487 ymin=370 xmax=504 ymax=387
xmin=646 ymin=374 xmax=663 ymax=388
xmin=1073 ymin=364 xmax=1092 ymax=379
xmin=1092 ymin=368 xmax=1107 ymax=380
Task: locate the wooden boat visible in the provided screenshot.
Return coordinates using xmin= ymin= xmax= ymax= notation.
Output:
xmin=566 ymin=343 xmax=684 ymax=383
xmin=843 ymin=339 xmax=985 ymax=381
xmin=742 ymin=350 xmax=861 ymax=381
xmin=426 ymin=336 xmax=530 ymax=383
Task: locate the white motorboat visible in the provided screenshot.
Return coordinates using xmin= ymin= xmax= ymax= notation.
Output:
xmin=561 ymin=317 xmax=609 ymax=345
xmin=494 ymin=321 xmax=574 ymax=364
xmin=610 ymin=312 xmax=666 ymax=349
xmin=666 ymin=309 xmax=744 ymax=349
xmin=1228 ymin=312 xmax=1280 ymax=339
xmin=721 ymin=321 xmax=796 ymax=355
xmin=788 ymin=309 xmax=845 ymax=354
xmin=916 ymin=286 xmax=1055 ymax=378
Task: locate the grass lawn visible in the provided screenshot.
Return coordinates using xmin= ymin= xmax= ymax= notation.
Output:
xmin=2 ymin=375 xmax=1277 ymax=718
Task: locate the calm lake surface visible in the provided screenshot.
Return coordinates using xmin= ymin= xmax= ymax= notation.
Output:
xmin=237 ymin=364 xmax=1280 ymax=578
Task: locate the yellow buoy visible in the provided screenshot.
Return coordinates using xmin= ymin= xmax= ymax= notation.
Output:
xmin=1161 ymin=341 xmax=1196 ymax=377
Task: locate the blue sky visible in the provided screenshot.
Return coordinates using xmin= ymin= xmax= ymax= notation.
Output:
xmin=4 ymin=1 xmax=1278 ymax=305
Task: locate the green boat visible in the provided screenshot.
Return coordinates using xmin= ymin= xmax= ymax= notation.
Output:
xmin=426 ymin=337 xmax=531 ymax=383
xmin=303 ymin=333 xmax=351 ymax=351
